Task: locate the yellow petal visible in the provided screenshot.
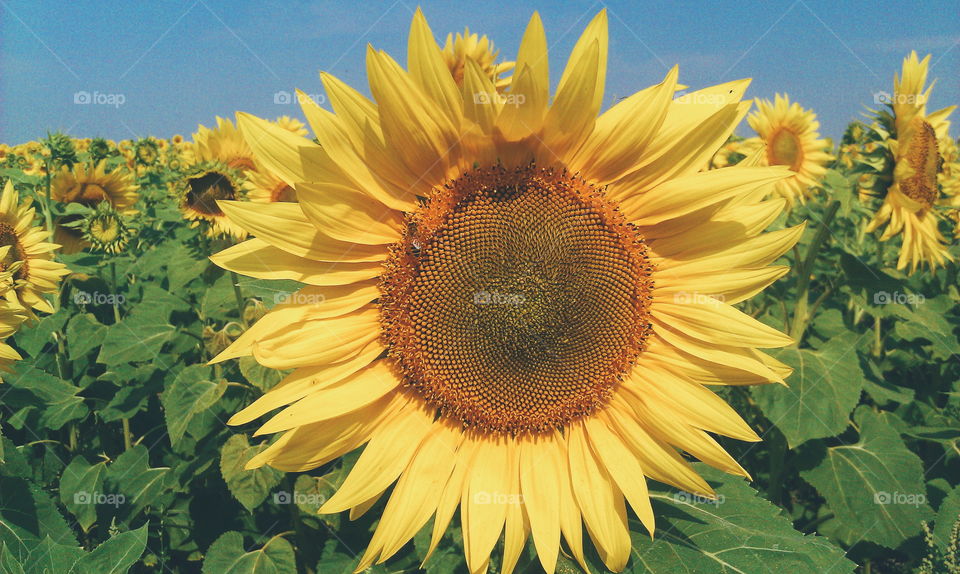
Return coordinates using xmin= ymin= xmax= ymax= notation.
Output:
xmin=583 ymin=416 xmax=655 ymax=536
xmin=210 ymin=238 xmax=382 ymax=286
xmin=218 ymin=201 xmax=387 ymax=263
xmin=408 ymin=8 xmax=462 ymax=122
xmin=320 ymin=400 xmax=434 ymax=513
xmin=255 ymin=360 xmax=400 ymax=434
xmin=251 ymin=307 xmax=381 ymax=370
xmin=462 ymin=436 xmax=512 ymax=573
xmin=295 ymin=181 xmax=403 ymax=244
xmin=567 ymin=421 xmax=630 ymax=572
xmin=653 ymin=300 xmax=793 ymax=348
xmin=519 ymin=434 xmax=562 ymax=574
xmin=235 ymin=112 xmax=317 ymax=187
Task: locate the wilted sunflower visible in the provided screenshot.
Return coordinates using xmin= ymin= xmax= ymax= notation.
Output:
xmin=865 ymin=52 xmax=956 ymax=272
xmin=212 ymin=10 xmax=798 ymax=574
xmin=442 ymin=27 xmax=514 ymax=89
xmin=0 ymin=181 xmax=69 ymax=315
xmin=742 ymin=94 xmax=833 ymax=206
xmin=177 ymin=161 xmax=249 ymax=238
xmin=51 ymin=161 xmax=138 ymax=253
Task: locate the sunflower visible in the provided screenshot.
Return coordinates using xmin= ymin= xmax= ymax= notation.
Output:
xmin=193 ymin=117 xmax=255 ymax=171
xmin=246 ymin=159 xmax=297 ymax=203
xmin=864 ymin=52 xmax=956 ymax=273
xmin=740 ymin=94 xmax=832 ymax=206
xmin=81 ymin=202 xmax=135 ymax=254
xmin=50 ymin=161 xmax=139 ymax=253
xmin=0 ymin=181 xmax=69 ymax=315
xmin=442 ymin=27 xmax=514 ymax=89
xmin=133 ymin=138 xmax=161 ymax=166
xmin=177 ymin=161 xmax=249 ymax=238
xmin=0 ymin=282 xmax=28 ymax=377
xmin=212 ymin=10 xmax=799 ymax=574
xmin=274 ymin=115 xmax=309 ymax=136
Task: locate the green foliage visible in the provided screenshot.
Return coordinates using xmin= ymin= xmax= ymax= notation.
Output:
xmin=0 ymin=131 xmax=958 ymax=574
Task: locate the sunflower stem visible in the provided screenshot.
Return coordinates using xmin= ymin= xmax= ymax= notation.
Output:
xmin=121 ymin=417 xmax=132 ymax=451
xmin=42 ymin=157 xmax=56 ymax=243
xmin=789 ymin=200 xmax=840 ymax=345
xmin=230 ymin=270 xmax=247 ymax=328
xmin=109 ymin=261 xmax=121 ymax=323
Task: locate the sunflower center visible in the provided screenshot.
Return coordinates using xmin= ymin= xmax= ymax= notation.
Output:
xmin=380 ymin=165 xmax=654 ymax=434
xmin=186 ymin=172 xmax=237 ymax=216
xmin=769 ymin=128 xmax=803 ymax=171
xmin=900 ymin=118 xmax=941 ymax=209
xmin=0 ymin=223 xmax=28 ymax=281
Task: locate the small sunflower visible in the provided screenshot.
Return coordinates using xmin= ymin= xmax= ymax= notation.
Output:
xmin=442 ymin=27 xmax=515 ymax=89
xmin=177 ymin=161 xmax=249 ymax=238
xmin=864 ymin=52 xmax=956 ymax=273
xmin=212 ymin=10 xmax=800 ymax=574
xmin=193 ymin=117 xmax=255 ymax=171
xmin=81 ymin=202 xmax=135 ymax=254
xmin=133 ymin=138 xmax=161 ymax=167
xmin=0 ymin=181 xmax=69 ymax=315
xmin=742 ymin=94 xmax=833 ymax=206
xmin=274 ymin=116 xmax=309 ymax=136
xmin=51 ymin=161 xmax=139 ymax=253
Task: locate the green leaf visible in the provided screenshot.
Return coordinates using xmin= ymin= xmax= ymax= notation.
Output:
xmin=161 ymin=365 xmax=227 ymax=447
xmin=14 ymin=313 xmax=67 ymax=358
xmin=752 ymin=335 xmax=865 ymax=447
xmin=58 ymin=457 xmax=108 ymax=532
xmin=202 ymin=532 xmax=296 ymax=574
xmin=73 ymin=524 xmax=148 ymax=574
xmin=0 ymin=476 xmax=77 ymax=559
xmin=801 ymin=407 xmax=934 ymax=549
xmin=96 ymin=307 xmax=175 ymax=366
xmin=219 ymin=434 xmax=283 ymax=513
xmin=105 ymin=445 xmax=173 ymax=517
xmin=238 ymin=358 xmax=284 ymax=394
xmin=581 ymin=464 xmax=854 ymax=573
xmin=933 ymin=486 xmax=960 ymax=550
xmin=0 ymin=543 xmax=25 ymax=574
xmin=64 ymin=314 xmax=107 ymax=361
xmin=5 ymin=367 xmax=88 ymax=431
xmin=21 ymin=537 xmax=84 ymax=574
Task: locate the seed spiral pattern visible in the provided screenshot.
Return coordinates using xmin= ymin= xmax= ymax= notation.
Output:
xmin=900 ymin=118 xmax=942 ymax=209
xmin=380 ymin=164 xmax=654 ymax=434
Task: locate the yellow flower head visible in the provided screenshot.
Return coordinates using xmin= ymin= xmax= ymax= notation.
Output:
xmin=744 ymin=94 xmax=833 ymax=206
xmin=866 ymin=52 xmax=957 ymax=273
xmin=0 ymin=181 xmax=69 ymax=316
xmin=442 ymin=27 xmax=515 ymax=89
xmin=193 ymin=116 xmax=255 ymax=171
xmin=51 ymin=161 xmax=139 ymax=254
xmin=212 ymin=9 xmax=800 ymax=573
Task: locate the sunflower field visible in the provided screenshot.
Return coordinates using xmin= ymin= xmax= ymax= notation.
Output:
xmin=1 ymin=9 xmax=959 ymax=574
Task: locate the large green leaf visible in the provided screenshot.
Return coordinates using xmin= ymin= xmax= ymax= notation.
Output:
xmin=96 ymin=307 xmax=175 ymax=366
xmin=752 ymin=334 xmax=865 ymax=447
xmin=0 ymin=476 xmax=76 ymax=559
xmin=5 ymin=367 xmax=88 ymax=431
xmin=201 ymin=532 xmax=296 ymax=574
xmin=72 ymin=524 xmax=148 ymax=574
xmin=160 ymin=365 xmax=227 ymax=447
xmin=801 ymin=407 xmax=933 ymax=549
xmin=578 ymin=464 xmax=853 ymax=573
xmin=219 ymin=434 xmax=283 ymax=513
xmin=58 ymin=457 xmax=108 ymax=532
xmin=105 ymin=446 xmax=173 ymax=517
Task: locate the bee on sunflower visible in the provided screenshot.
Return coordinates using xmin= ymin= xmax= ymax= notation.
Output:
xmin=211 ymin=10 xmax=800 ymax=574
xmin=859 ymin=52 xmax=957 ymax=273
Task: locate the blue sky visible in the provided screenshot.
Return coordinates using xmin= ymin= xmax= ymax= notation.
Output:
xmin=2 ymin=0 xmax=958 ymax=145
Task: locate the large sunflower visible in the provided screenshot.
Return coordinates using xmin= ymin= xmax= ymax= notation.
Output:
xmin=0 ymin=182 xmax=69 ymax=315
xmin=865 ymin=52 xmax=956 ymax=272
xmin=742 ymin=94 xmax=833 ymax=206
xmin=177 ymin=161 xmax=249 ymax=238
xmin=212 ymin=10 xmax=799 ymax=573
